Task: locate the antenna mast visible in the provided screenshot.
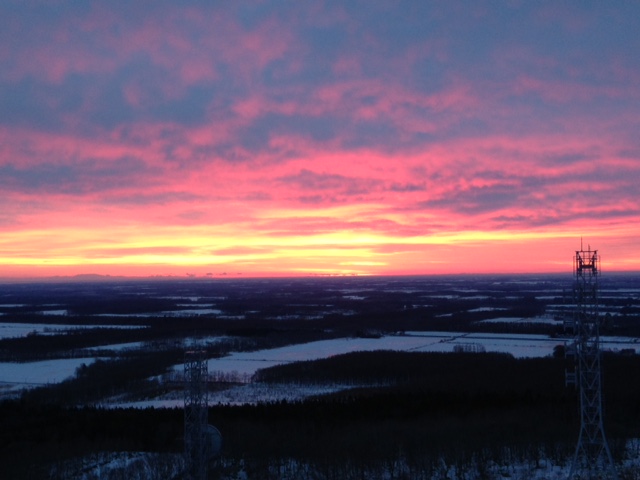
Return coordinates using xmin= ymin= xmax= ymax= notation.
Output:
xmin=566 ymin=246 xmax=617 ymax=479
xmin=184 ymin=349 xmax=209 ymax=480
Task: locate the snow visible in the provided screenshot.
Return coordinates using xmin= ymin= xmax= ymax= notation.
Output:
xmin=467 ymin=307 xmax=508 ymax=313
xmin=165 ymin=308 xmax=223 ymax=316
xmin=122 ymin=332 xmax=581 ymax=409
xmin=54 ymin=442 xmax=640 ymax=480
xmin=168 ymin=332 xmax=640 ymax=381
xmin=477 ymin=315 xmax=559 ymax=325
xmin=166 ymin=333 xmax=558 ymax=381
xmin=51 ymin=451 xmax=184 ymax=480
xmin=4 ymin=329 xmax=640 ymax=403
xmin=110 ymin=382 xmax=363 ymax=409
xmin=94 ymin=307 xmax=223 ymax=317
xmin=404 ymin=331 xmax=561 ymax=356
xmin=161 ymin=295 xmax=202 ymax=301
xmin=0 ymin=322 xmax=145 ymax=339
xmin=202 ymin=336 xmax=451 ymax=375
xmin=83 ymin=341 xmax=145 ymax=352
xmin=0 ymin=357 xmax=98 ymax=396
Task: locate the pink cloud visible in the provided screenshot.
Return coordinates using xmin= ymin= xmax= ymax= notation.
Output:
xmin=1 ymin=2 xmax=639 ymax=276
xmin=512 ymin=75 xmax=636 ymax=104
xmin=3 ymin=4 xmax=295 ymax=99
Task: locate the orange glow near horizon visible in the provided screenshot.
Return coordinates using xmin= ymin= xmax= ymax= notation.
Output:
xmin=1 ymin=3 xmax=640 ymax=280
xmin=1 ymin=218 xmax=638 ymax=279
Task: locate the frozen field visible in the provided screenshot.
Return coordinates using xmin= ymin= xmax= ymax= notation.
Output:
xmin=183 ymin=331 xmax=640 ymax=378
xmin=98 ymin=331 xmax=638 ymax=408
xmin=0 ymin=357 xmax=97 ymax=397
xmin=0 ymin=322 xmax=144 ymax=339
xmin=4 ymin=328 xmax=640 ymax=405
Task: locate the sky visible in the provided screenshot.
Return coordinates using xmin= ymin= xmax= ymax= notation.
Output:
xmin=1 ymin=1 xmax=639 ymax=278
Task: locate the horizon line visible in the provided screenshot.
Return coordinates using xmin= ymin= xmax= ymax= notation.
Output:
xmin=2 ymin=270 xmax=639 ymax=284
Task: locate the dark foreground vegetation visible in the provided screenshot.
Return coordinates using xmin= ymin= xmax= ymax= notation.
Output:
xmin=2 ymin=350 xmax=640 ymax=479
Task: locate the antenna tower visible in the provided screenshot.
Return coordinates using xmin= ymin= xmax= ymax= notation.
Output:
xmin=566 ymin=247 xmax=617 ymax=479
xmin=184 ymin=350 xmax=209 ymax=480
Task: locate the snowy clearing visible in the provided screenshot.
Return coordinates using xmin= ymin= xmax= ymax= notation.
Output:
xmin=168 ymin=332 xmax=640 ymax=380
xmin=0 ymin=357 xmax=98 ymax=396
xmin=477 ymin=315 xmax=559 ymax=325
xmin=4 ymin=331 xmax=640 ymax=405
xmin=0 ymin=322 xmax=145 ymax=339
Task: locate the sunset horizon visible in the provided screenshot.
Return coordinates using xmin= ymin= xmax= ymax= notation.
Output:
xmin=2 ymin=2 xmax=639 ymax=280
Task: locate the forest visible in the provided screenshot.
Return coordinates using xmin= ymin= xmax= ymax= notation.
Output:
xmin=2 ymin=350 xmax=640 ymax=479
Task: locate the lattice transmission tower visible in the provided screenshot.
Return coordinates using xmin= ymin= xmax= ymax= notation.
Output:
xmin=566 ymin=246 xmax=618 ymax=479
xmin=184 ymin=350 xmax=209 ymax=480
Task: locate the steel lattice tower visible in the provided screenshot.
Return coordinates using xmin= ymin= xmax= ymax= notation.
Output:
xmin=184 ymin=350 xmax=208 ymax=480
xmin=566 ymin=247 xmax=617 ymax=480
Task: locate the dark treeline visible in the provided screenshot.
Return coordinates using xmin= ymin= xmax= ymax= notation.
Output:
xmin=0 ymin=315 xmax=342 ymax=361
xmin=253 ymin=351 xmax=567 ymax=395
xmin=3 ymin=351 xmax=640 ymax=478
xmin=213 ymin=395 xmax=577 ymax=479
xmin=0 ymin=402 xmax=183 ymax=479
xmin=253 ymin=350 xmax=640 ymax=439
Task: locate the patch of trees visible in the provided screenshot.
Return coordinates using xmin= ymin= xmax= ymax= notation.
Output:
xmin=215 ymin=351 xmax=640 ymax=478
xmin=0 ymin=402 xmax=183 ymax=479
xmin=0 ymin=315 xmax=342 ymax=361
xmin=0 ymin=327 xmax=148 ymax=361
xmin=252 ymin=350 xmax=640 ymax=430
xmin=4 ymin=350 xmax=640 ymax=479
xmin=213 ymin=397 xmax=577 ymax=479
xmin=253 ymin=351 xmax=567 ymax=398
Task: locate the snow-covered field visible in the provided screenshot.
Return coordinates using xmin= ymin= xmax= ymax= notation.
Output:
xmin=177 ymin=331 xmax=640 ymax=378
xmin=104 ymin=331 xmax=640 ymax=408
xmin=0 ymin=322 xmax=145 ymax=339
xmin=0 ymin=357 xmax=97 ymax=397
xmin=4 ymin=329 xmax=640 ymax=405
xmin=95 ymin=308 xmax=223 ymax=317
xmin=477 ymin=315 xmax=558 ymax=325
xmin=83 ymin=341 xmax=145 ymax=352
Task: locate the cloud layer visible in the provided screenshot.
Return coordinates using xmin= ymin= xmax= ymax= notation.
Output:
xmin=1 ymin=1 xmax=639 ymax=276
